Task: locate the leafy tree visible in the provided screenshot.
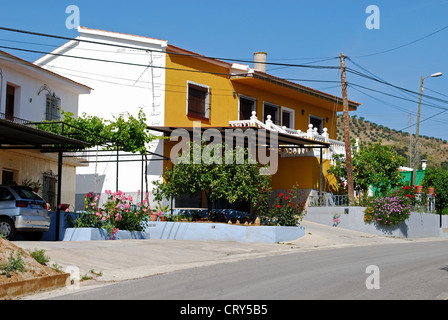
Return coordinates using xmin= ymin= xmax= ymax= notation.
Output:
xmin=153 ymin=141 xmax=271 ymax=220
xmin=328 ymin=140 xmax=405 ymax=197
xmin=35 ymin=108 xmax=157 ymax=193
xmin=422 ymin=167 xmax=448 ymax=214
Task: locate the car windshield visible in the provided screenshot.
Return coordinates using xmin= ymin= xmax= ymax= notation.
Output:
xmin=11 ymin=186 xmax=44 ymax=201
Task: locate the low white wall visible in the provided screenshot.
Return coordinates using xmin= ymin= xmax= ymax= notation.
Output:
xmin=305 ymin=206 xmax=448 ymax=238
xmin=62 ymin=222 xmax=305 ymax=243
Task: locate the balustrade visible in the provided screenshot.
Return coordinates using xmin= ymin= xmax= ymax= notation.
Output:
xmin=229 ymin=111 xmax=347 ymax=160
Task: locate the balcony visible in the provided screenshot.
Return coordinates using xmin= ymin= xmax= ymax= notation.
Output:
xmin=229 ymin=111 xmax=346 ymax=162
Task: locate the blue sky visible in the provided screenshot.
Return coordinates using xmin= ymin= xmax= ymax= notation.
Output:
xmin=1 ymin=0 xmax=448 ymax=140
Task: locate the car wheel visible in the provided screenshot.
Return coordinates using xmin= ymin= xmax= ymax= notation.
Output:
xmin=0 ymin=217 xmax=16 ymax=240
xmin=21 ymin=232 xmax=44 ymax=241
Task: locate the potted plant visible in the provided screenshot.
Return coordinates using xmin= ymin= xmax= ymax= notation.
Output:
xmin=22 ymin=178 xmax=33 ymax=187
xmin=31 ymin=180 xmax=42 ymax=193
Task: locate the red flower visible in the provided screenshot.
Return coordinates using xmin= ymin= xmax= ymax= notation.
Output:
xmin=285 ymin=196 xmax=289 ymax=200
xmin=276 ymin=205 xmax=280 ymax=208
xmin=279 ymin=193 xmax=284 ymax=197
xmin=290 ymin=203 xmax=294 ymax=207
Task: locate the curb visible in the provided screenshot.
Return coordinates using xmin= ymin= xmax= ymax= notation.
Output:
xmin=0 ymin=273 xmax=70 ymax=299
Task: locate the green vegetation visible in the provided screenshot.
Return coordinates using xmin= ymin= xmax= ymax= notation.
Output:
xmin=336 ymin=115 xmax=448 ymax=169
xmin=1 ymin=252 xmax=25 ymax=278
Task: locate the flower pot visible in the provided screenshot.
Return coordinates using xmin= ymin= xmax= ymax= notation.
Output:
xmin=428 ymin=187 xmax=435 ymax=194
xmin=150 ymin=214 xmax=158 ymax=221
xmin=416 ymin=185 xmax=423 ymax=193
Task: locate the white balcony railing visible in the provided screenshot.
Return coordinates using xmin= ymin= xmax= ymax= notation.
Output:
xmin=229 ymin=111 xmax=347 ymax=162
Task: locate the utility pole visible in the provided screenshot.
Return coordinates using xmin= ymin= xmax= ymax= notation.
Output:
xmin=408 ymin=111 xmax=413 ymax=168
xmin=412 ymin=76 xmax=425 ymax=186
xmin=339 ymin=53 xmax=355 ymax=205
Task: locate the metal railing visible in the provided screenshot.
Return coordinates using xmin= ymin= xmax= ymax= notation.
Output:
xmin=308 ymin=192 xmax=436 ymax=213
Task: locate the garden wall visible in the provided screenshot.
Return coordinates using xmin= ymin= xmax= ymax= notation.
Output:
xmin=305 ymin=206 xmax=448 ymax=238
xmin=62 ymin=222 xmax=306 ymax=243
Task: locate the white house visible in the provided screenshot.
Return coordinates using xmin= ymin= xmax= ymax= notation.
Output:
xmin=35 ymin=26 xmax=168 ymax=209
xmin=0 ymin=49 xmax=91 ymax=208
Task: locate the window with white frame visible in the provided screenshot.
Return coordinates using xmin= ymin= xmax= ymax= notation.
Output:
xmin=263 ymin=102 xmax=279 ymax=125
xmin=187 ymin=82 xmax=210 ymax=119
xmin=45 ymin=93 xmax=61 ymax=121
xmin=239 ymin=96 xmax=256 ymax=120
xmin=281 ymin=107 xmax=295 ymax=129
xmin=309 ymin=115 xmax=323 ymax=134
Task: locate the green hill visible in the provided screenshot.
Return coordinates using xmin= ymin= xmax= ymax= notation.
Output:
xmin=335 ymin=114 xmax=448 ymax=169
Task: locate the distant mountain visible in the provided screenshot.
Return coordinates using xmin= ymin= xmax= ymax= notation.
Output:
xmin=336 ymin=115 xmax=448 ymax=169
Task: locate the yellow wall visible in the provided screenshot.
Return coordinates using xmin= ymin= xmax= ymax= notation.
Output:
xmin=164 ymin=50 xmax=341 ymax=192
xmin=0 ymin=149 xmax=77 ymax=208
xmin=165 ymin=53 xmax=237 ymax=127
xmin=164 ymin=52 xmax=339 ymax=138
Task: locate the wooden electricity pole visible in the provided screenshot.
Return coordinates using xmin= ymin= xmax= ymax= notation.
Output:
xmin=339 ymin=53 xmax=355 ymax=205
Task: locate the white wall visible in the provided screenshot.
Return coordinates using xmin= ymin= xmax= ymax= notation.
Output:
xmin=0 ymin=62 xmax=80 ymax=121
xmin=0 ymin=55 xmax=89 ymax=208
xmin=35 ymin=28 xmax=168 ymax=207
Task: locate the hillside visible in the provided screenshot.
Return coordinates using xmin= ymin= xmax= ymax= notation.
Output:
xmin=335 ymin=115 xmax=448 ymax=169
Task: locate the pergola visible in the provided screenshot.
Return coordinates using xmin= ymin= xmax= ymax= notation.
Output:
xmin=0 ymin=117 xmax=89 ymax=240
xmin=147 ymin=125 xmax=331 ymax=201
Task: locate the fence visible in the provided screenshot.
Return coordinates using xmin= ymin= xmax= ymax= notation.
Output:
xmin=308 ymin=192 xmax=436 ymax=214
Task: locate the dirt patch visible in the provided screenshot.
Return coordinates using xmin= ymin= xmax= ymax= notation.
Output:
xmin=0 ymin=237 xmax=61 ymax=285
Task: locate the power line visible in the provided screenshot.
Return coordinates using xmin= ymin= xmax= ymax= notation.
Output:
xmin=348 ymin=82 xmax=448 ymax=112
xmin=0 ymin=26 xmax=340 ymax=70
xmin=0 ymin=44 xmax=234 ymax=77
xmin=351 ymin=24 xmax=448 ymax=58
xmin=350 ymin=85 xmax=448 ymax=128
xmin=345 ymin=65 xmax=448 ymax=106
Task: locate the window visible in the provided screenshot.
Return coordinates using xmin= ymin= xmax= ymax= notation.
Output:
xmin=0 ymin=187 xmax=14 ymax=201
xmin=263 ymin=102 xmax=279 ymax=125
xmin=43 ymin=174 xmax=57 ymax=209
xmin=281 ymin=107 xmax=295 ymax=129
xmin=45 ymin=94 xmax=61 ymax=121
xmin=239 ymin=96 xmax=255 ymax=120
xmin=1 ymin=169 xmax=15 ymax=185
xmin=5 ymin=85 xmax=15 ymax=120
xmin=309 ymin=115 xmax=323 ymax=134
xmin=187 ymin=82 xmax=210 ymax=119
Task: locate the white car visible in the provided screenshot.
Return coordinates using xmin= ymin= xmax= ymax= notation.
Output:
xmin=0 ymin=185 xmax=51 ymax=240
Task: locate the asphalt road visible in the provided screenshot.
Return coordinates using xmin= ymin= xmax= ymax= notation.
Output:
xmin=47 ymin=240 xmax=448 ymax=300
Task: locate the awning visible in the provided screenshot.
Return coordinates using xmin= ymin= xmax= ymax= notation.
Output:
xmin=147 ymin=125 xmax=330 ymax=149
xmin=0 ymin=118 xmax=88 ymax=150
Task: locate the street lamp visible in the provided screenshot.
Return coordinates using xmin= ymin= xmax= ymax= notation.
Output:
xmin=412 ymin=72 xmax=443 ymax=185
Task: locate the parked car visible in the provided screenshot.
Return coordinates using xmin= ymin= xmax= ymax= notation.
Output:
xmin=0 ymin=185 xmax=51 ymax=240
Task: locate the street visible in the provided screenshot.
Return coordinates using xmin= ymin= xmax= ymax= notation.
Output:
xmin=47 ymin=240 xmax=448 ymax=300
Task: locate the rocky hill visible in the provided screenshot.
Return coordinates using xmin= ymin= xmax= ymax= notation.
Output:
xmin=335 ymin=114 xmax=448 ymax=169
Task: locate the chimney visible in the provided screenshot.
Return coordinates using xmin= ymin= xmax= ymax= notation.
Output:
xmin=253 ymin=52 xmax=267 ymax=73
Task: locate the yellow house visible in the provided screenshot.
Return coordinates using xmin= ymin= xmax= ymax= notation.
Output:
xmin=160 ymin=45 xmax=360 ymax=205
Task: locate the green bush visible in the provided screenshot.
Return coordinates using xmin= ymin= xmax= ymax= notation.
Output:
xmin=422 ymin=168 xmax=448 ymax=214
